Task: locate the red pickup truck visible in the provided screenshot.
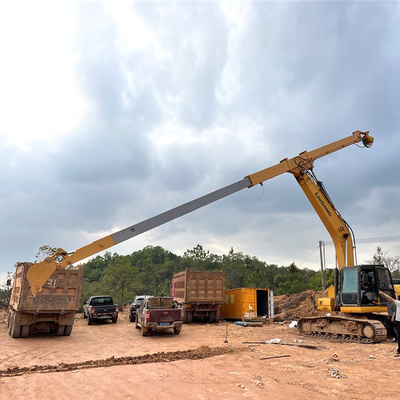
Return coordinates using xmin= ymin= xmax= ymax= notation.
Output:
xmin=135 ymin=296 xmax=183 ymax=336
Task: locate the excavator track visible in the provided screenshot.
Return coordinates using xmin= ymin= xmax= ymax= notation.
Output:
xmin=297 ymin=315 xmax=387 ymax=344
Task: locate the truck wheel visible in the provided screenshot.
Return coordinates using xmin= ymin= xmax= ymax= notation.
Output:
xmin=135 ymin=315 xmax=140 ymax=329
xmin=83 ymin=311 xmax=87 ymax=319
xmin=209 ymin=311 xmax=215 ymax=323
xmin=174 ymin=327 xmax=181 ymax=335
xmin=10 ymin=313 xmax=21 ymax=338
xmin=88 ymin=316 xmax=93 ymax=325
xmin=64 ymin=325 xmax=73 ymax=336
xmin=129 ymin=313 xmax=134 ymax=322
xmin=7 ymin=312 xmax=13 ymax=336
xmin=183 ymin=311 xmax=188 ymax=324
xmin=141 ymin=327 xmax=148 ymax=336
xmin=56 ymin=324 xmax=65 ymax=336
xmin=215 ymin=309 xmax=220 ymax=323
xmin=21 ymin=325 xmax=29 ymax=338
xmin=112 ymin=316 xmax=118 ymax=323
xmin=187 ymin=311 xmax=193 ymax=324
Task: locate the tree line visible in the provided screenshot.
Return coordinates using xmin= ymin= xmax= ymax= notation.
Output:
xmin=1 ymin=245 xmax=398 ymax=308
xmin=80 ymin=244 xmax=331 ymax=305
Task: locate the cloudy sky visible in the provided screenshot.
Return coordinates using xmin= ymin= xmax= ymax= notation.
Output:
xmin=1 ymin=1 xmax=399 ymax=284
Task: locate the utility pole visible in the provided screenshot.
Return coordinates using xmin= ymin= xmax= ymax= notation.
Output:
xmin=319 ymin=241 xmax=326 ymax=290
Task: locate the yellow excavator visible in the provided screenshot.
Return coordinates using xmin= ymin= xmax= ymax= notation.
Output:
xmin=25 ymin=130 xmax=395 ymax=342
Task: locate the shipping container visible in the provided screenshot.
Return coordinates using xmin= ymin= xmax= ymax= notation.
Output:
xmin=220 ymin=287 xmax=274 ymax=321
xmin=7 ymin=262 xmax=84 ymax=338
xmin=171 ymin=268 xmax=225 ymax=323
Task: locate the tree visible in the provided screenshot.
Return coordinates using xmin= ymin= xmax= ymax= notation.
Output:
xmin=0 ymin=271 xmax=13 ymax=306
xmin=222 ymin=248 xmax=247 ymax=289
xmin=35 ymin=245 xmax=64 ymax=263
xmin=101 ymin=256 xmax=138 ymax=302
xmin=183 ymin=244 xmax=221 ymax=271
xmin=368 ymin=247 xmax=400 ymax=272
xmin=309 ymin=269 xmax=335 ymax=291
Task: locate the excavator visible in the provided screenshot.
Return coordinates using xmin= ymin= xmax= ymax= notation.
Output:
xmin=25 ymin=130 xmax=396 ymax=342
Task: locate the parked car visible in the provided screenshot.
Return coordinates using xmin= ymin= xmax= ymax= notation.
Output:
xmin=135 ymin=296 xmax=183 ymax=336
xmin=129 ymin=295 xmax=148 ymax=322
xmin=83 ymin=296 xmax=119 ymax=325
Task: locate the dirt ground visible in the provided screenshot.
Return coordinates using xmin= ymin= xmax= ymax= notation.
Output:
xmin=1 ymin=297 xmax=400 ymax=400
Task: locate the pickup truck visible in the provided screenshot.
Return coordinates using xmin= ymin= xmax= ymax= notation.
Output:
xmin=135 ymin=296 xmax=183 ymax=336
xmin=83 ymin=296 xmax=119 ymax=325
xmin=129 ymin=295 xmax=148 ymax=322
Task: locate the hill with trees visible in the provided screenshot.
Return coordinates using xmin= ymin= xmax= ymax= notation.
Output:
xmin=80 ymin=244 xmax=330 ymax=305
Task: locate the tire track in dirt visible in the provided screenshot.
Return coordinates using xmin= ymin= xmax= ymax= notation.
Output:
xmin=0 ymin=345 xmax=239 ymax=378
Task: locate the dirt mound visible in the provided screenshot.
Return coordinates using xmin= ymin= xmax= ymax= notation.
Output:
xmin=274 ymin=290 xmax=328 ymax=322
xmin=0 ymin=345 xmax=240 ymax=378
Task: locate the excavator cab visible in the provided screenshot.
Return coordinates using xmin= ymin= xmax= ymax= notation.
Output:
xmin=339 ymin=265 xmax=395 ymax=309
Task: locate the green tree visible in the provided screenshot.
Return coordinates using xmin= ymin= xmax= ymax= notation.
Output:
xmin=183 ymin=244 xmax=221 ymax=271
xmin=368 ymin=247 xmax=400 ymax=272
xmin=309 ymin=269 xmax=335 ymax=291
xmin=101 ymin=256 xmax=138 ymax=302
xmin=35 ymin=245 xmax=64 ymax=263
xmin=222 ymin=248 xmax=247 ymax=289
xmin=0 ymin=271 xmax=13 ymax=306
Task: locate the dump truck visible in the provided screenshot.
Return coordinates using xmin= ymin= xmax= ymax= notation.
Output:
xmin=7 ymin=262 xmax=83 ymax=338
xmin=171 ymin=268 xmax=225 ymax=323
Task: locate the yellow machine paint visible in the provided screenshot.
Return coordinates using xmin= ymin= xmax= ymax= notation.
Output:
xmin=27 ymin=237 xmax=116 ymax=296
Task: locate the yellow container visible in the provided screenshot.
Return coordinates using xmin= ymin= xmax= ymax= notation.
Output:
xmin=220 ymin=288 xmax=272 ymax=321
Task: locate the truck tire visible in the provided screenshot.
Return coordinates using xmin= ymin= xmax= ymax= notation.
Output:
xmin=88 ymin=316 xmax=93 ymax=325
xmin=129 ymin=312 xmax=134 ymax=323
xmin=21 ymin=325 xmax=30 ymax=338
xmin=135 ymin=315 xmax=140 ymax=329
xmin=209 ymin=311 xmax=215 ymax=323
xmin=7 ymin=313 xmax=12 ymax=336
xmin=56 ymin=324 xmax=65 ymax=336
xmin=141 ymin=326 xmax=148 ymax=336
xmin=183 ymin=311 xmax=188 ymax=324
xmin=83 ymin=311 xmax=87 ymax=319
xmin=10 ymin=313 xmax=21 ymax=338
xmin=187 ymin=311 xmax=193 ymax=324
xmin=174 ymin=327 xmax=181 ymax=335
xmin=64 ymin=325 xmax=73 ymax=336
xmin=215 ymin=309 xmax=220 ymax=323
xmin=112 ymin=316 xmax=118 ymax=323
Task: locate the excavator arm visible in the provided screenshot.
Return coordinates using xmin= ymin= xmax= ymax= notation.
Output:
xmin=27 ymin=130 xmax=373 ymax=295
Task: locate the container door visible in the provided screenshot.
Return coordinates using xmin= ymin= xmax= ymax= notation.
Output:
xmin=256 ymin=290 xmax=269 ymax=317
xmin=243 ymin=290 xmax=256 ymax=321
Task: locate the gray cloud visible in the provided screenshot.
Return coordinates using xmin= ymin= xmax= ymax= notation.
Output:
xmin=0 ymin=1 xmax=399 ymax=284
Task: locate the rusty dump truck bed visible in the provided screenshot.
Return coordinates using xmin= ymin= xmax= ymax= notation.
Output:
xmin=171 ymin=268 xmax=225 ymax=323
xmin=171 ymin=268 xmax=225 ymax=304
xmin=8 ymin=262 xmax=84 ymax=338
xmin=10 ymin=262 xmax=84 ymax=312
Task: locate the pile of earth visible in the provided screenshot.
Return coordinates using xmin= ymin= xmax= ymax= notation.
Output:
xmin=273 ymin=290 xmax=331 ymax=322
xmin=0 ymin=346 xmax=239 ymax=377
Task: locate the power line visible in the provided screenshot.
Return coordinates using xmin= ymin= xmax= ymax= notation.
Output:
xmin=322 ymin=235 xmax=400 ymax=246
xmin=298 ymin=245 xmax=320 ymax=268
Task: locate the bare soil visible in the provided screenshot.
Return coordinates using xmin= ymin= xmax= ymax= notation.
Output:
xmin=1 ymin=294 xmax=400 ymax=400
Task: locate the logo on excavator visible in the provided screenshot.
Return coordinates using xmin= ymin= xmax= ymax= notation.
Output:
xmin=315 ymin=192 xmax=332 ymax=217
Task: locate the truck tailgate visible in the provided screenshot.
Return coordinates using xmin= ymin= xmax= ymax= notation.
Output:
xmin=149 ymin=309 xmax=182 ymax=323
xmin=92 ymin=305 xmax=117 ymax=313
xmin=11 ymin=263 xmax=84 ymax=312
